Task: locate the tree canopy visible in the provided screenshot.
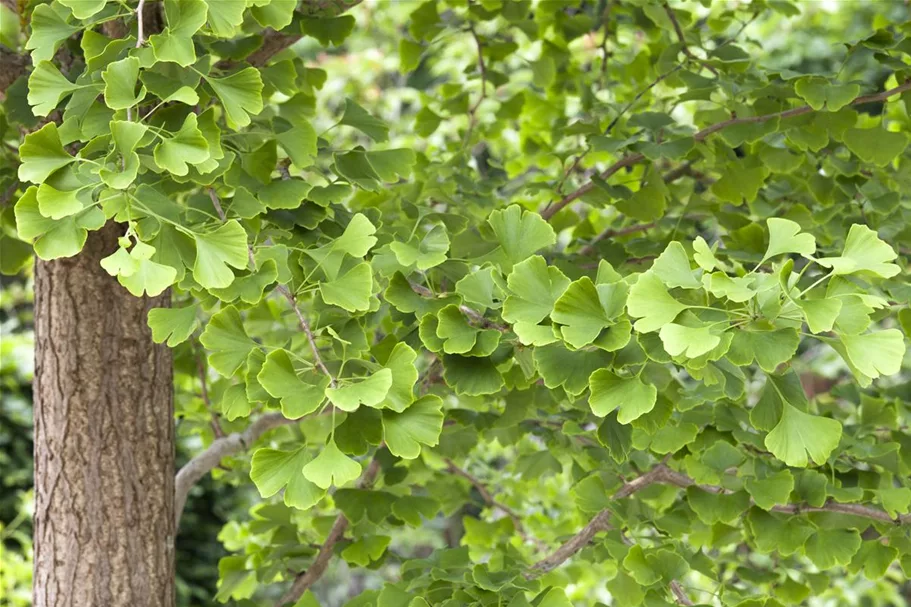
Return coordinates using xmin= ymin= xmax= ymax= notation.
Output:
xmin=4 ymin=0 xmax=911 ymax=605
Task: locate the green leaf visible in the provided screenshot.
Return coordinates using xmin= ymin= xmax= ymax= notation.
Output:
xmin=17 ymin=124 xmax=74 ymax=184
xmin=803 ymin=529 xmax=861 ymax=570
xmin=687 ymin=488 xmax=751 ymax=525
xmin=711 ymin=162 xmax=769 ymax=205
xmin=250 ymin=0 xmax=296 ymax=29
xmin=727 ymin=326 xmax=800 ymax=373
xmin=835 ymin=330 xmax=904 ymax=383
xmin=326 ymin=369 xmax=393 ymax=412
xmin=220 ymin=384 xmax=251 ymax=421
xmin=147 ymin=305 xmax=198 ymax=347
xmin=26 ymin=4 xmax=81 ymax=63
xmin=843 ymin=127 xmax=908 ymax=167
xmin=744 ymin=470 xmax=794 ymax=510
xmin=503 ymin=255 xmax=570 ymax=324
xmin=816 ymin=224 xmax=899 ymax=278
xmin=276 ymin=122 xmax=318 ymax=168
xmin=204 ymin=0 xmax=245 ymax=36
xmin=589 ymin=370 xmax=657 ymax=424
xmin=747 ymin=509 xmax=814 ymax=556
xmin=28 ymin=61 xmax=81 ymax=117
xmin=764 ymin=218 xmax=816 ymax=261
xmin=378 ymin=343 xmax=418 ymax=412
xmin=14 ymin=187 xmax=97 ymax=260
xmin=342 ymin=535 xmax=391 ymax=567
xmin=193 ymin=220 xmax=249 ymax=289
xmin=435 ymin=305 xmax=477 ymax=354
xmin=300 ymin=15 xmax=357 ymax=47
xmin=251 ymin=446 xmax=326 ymax=510
xmin=765 ymin=403 xmax=842 ymax=467
xmin=199 ymin=306 xmax=256 ymax=376
xmin=651 ymin=242 xmax=701 ymax=289
xmin=102 ymin=57 xmax=145 ymax=110
xmin=487 ymin=205 xmax=556 ymax=269
xmin=382 ymin=395 xmax=444 ymax=459
xmin=340 ymin=99 xmax=389 ymax=142
xmin=880 ymin=487 xmax=911 ymax=518
xmin=390 ymin=225 xmax=449 ymax=270
xmin=442 ymin=355 xmax=504 ymax=396
xmin=400 ymin=39 xmax=422 ymax=72
xmin=366 ymin=149 xmax=417 ymax=182
xmin=153 ymin=113 xmax=210 ymax=176
xmin=455 ymin=267 xmax=504 ymax=311
xmin=258 ymin=349 xmax=329 ymax=419
xmin=319 ymin=262 xmax=373 ymax=312
xmin=659 ymin=323 xmax=721 ymax=359
xmin=149 ymin=0 xmax=208 ymax=66
xmin=551 ymin=277 xmax=628 ymax=348
xmin=797 ymin=297 xmax=842 ymax=334
xmin=627 ymin=272 xmax=687 ymax=333
xmin=115 ymin=242 xmax=178 ymax=297
xmin=205 ymin=68 xmax=264 ymax=130
xmin=35 ymin=182 xmax=87 ymax=220
xmin=303 ymin=440 xmax=363 ymax=489
xmin=794 ymin=76 xmax=860 ymax=111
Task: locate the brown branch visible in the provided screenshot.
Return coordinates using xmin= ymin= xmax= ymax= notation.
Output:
xmin=275 ymin=458 xmax=382 ymax=607
xmin=529 ymin=462 xmax=908 ymax=578
xmin=670 ymin=580 xmax=695 ymax=606
xmin=542 ymin=78 xmax=911 ymax=220
xmin=663 ymin=3 xmax=718 ymax=76
xmin=174 ymin=413 xmax=296 ymax=524
xmin=467 ymin=23 xmax=488 ymax=114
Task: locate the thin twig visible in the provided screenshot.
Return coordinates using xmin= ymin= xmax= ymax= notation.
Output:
xmin=580 ymin=221 xmax=656 ymax=256
xmin=598 ymin=0 xmax=614 ymax=88
xmin=464 ymin=22 xmax=488 ymax=144
xmin=135 ymin=0 xmax=146 ymax=47
xmin=275 ymin=459 xmax=382 ymax=607
xmin=174 ymin=413 xmax=296 ymax=525
xmin=196 ymin=353 xmax=225 ymax=438
xmin=445 ymin=459 xmax=545 ymax=550
xmin=670 ymin=580 xmax=695 ymax=606
xmin=276 ymin=286 xmax=338 ymax=388
xmin=663 ymin=2 xmax=718 ymax=75
xmin=408 ymin=281 xmax=508 ymax=331
xmin=542 ymin=78 xmax=911 ymax=220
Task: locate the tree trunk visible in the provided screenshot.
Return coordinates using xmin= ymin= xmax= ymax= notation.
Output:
xmin=32 ymin=222 xmax=175 ymax=607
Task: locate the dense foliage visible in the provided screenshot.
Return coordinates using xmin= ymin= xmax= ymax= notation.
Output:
xmin=5 ymin=0 xmax=911 ymax=605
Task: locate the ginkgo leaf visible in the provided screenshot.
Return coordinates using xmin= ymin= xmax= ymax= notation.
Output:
xmin=326 ymin=369 xmax=393 ymax=412
xmin=153 ymin=113 xmax=210 ymax=176
xmin=487 ymin=205 xmax=556 ymax=269
xmin=251 ymin=446 xmax=326 ymax=510
xmin=220 ymin=384 xmax=251 ymax=421
xmin=794 ymin=76 xmax=860 ymax=111
xmin=727 ymin=326 xmax=800 ymax=373
xmin=503 ymin=255 xmax=570 ymax=324
xmin=17 ymin=123 xmax=74 ymax=184
xmin=26 ymin=4 xmax=81 ymax=63
xmin=390 ymin=225 xmax=449 ymax=270
xmin=835 ymin=330 xmax=904 ymax=382
xmin=378 ymin=343 xmax=418 ymax=412
xmin=816 ymin=224 xmax=900 ymax=278
xmin=117 ymin=242 xmax=178 ymax=297
xmin=764 ymin=218 xmax=816 ymax=261
xmin=588 ymin=370 xmax=657 ymax=424
xmin=627 ymin=272 xmax=687 ymax=333
xmin=692 ymin=236 xmax=722 ymax=272
xmin=102 ymin=56 xmax=145 ymax=110
xmin=302 ymin=440 xmax=362 ymax=489
xmin=149 ymin=0 xmax=208 ymax=66
xmin=551 ymin=277 xmax=627 ymax=348
xmin=797 ymin=297 xmax=842 ymax=334
xmin=435 ymin=305 xmax=477 ymax=354
xmin=205 ymin=0 xmax=245 ymax=36
xmin=199 ymin=306 xmax=256 ymax=377
xmin=205 ymin=68 xmax=264 ymax=130
xmin=27 ymin=61 xmax=81 ymax=117
xmin=765 ymin=403 xmax=842 ymax=467
xmin=651 ymin=242 xmax=701 ymax=288
xmin=455 ymin=267 xmax=504 ymax=311
xmin=258 ymin=349 xmax=329 ymax=419
xmin=339 ymin=98 xmax=389 ymax=142
xmin=843 ymin=127 xmax=908 ymax=167
xmin=147 ymin=305 xmax=198 ymax=347
xmin=319 ymin=262 xmax=373 ymax=312
xmin=745 ymin=470 xmax=794 ymax=510
xmin=803 ymin=529 xmax=862 ymax=570
xmin=193 ymin=220 xmax=249 ymax=289
xmin=659 ymin=323 xmax=721 ymax=359
xmin=382 ymin=395 xmax=444 ymax=459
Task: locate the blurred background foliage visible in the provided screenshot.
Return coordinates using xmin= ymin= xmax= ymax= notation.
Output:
xmin=3 ymin=0 xmax=911 ymax=605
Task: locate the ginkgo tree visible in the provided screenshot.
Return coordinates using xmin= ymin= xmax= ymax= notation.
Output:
xmin=4 ymin=0 xmax=911 ymax=605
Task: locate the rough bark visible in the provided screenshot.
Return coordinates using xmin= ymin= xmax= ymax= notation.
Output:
xmin=33 ymin=222 xmax=175 ymax=607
